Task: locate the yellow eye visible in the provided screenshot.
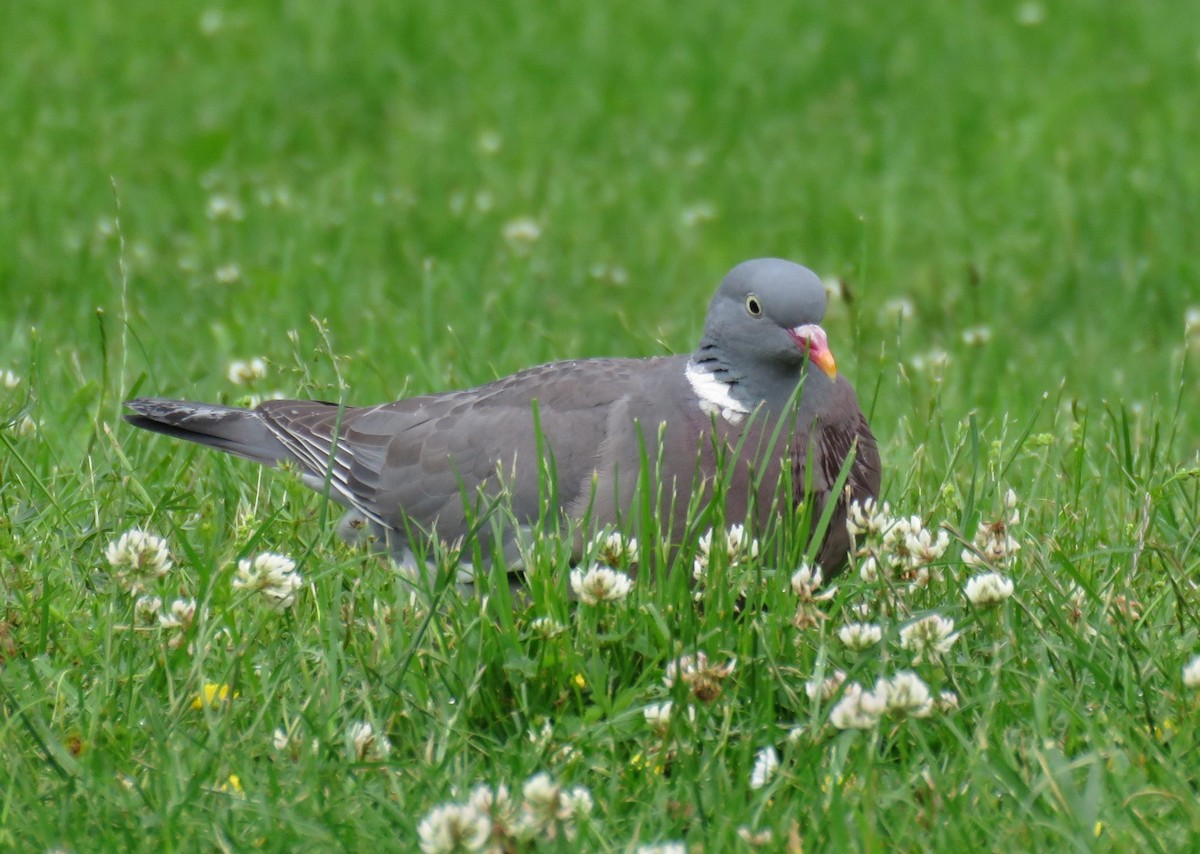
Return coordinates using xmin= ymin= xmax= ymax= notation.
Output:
xmin=745 ymin=295 xmax=763 ymax=317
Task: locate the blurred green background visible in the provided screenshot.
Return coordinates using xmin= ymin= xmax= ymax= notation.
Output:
xmin=4 ymin=3 xmax=1200 ymax=849
xmin=4 ymin=0 xmax=1197 ymax=455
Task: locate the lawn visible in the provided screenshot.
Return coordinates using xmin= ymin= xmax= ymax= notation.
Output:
xmin=3 ymin=0 xmax=1200 ymax=850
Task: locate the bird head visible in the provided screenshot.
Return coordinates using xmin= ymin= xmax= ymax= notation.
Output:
xmin=701 ymin=258 xmax=838 ymax=381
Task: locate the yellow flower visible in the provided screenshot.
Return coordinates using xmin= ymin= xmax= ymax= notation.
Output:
xmin=571 ymin=673 xmax=587 ymax=690
xmin=628 ymin=751 xmax=665 ymax=775
xmin=192 ymin=683 xmax=238 ymax=709
xmin=1149 ymin=718 xmax=1176 ymax=740
xmin=1093 ymin=821 xmax=1104 ymax=838
xmin=215 ymin=774 xmax=244 ymax=797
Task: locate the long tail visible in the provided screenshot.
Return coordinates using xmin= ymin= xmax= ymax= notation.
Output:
xmin=124 ymin=398 xmax=292 ymax=467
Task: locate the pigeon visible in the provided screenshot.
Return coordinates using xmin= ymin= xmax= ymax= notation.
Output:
xmin=124 ymin=258 xmax=880 ymax=581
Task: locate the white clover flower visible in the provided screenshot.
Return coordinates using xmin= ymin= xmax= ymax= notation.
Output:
xmin=738 ymin=826 xmax=775 ymax=846
xmin=226 ymin=357 xmax=267 ymax=386
xmin=692 ymin=525 xmax=759 ymax=596
xmin=984 ymin=530 xmax=1017 ymax=564
xmin=198 ymin=8 xmax=224 ymax=35
xmin=205 ymin=194 xmax=244 ymax=222
xmin=346 ymin=721 xmax=392 ymax=761
xmin=11 ymin=414 xmax=40 ymax=437
xmin=899 ymin=615 xmax=957 ymax=663
xmin=134 ymin=595 xmax=163 ymax=625
xmin=526 ymin=719 xmax=555 ymax=751
xmin=963 ymin=513 xmax=1022 ymax=568
xmin=529 ymin=616 xmax=566 ymax=638
xmin=679 ymin=201 xmax=717 ymax=227
xmin=1183 ymin=655 xmax=1200 ymax=689
xmin=417 ymin=802 xmax=491 ymax=854
xmin=879 ymin=671 xmax=933 ymax=718
xmin=829 ymin=682 xmax=886 ymax=730
xmin=965 ymin=572 xmax=1015 ymax=607
xmin=881 ymin=514 xmax=928 ymax=564
xmin=502 ymin=217 xmax=541 ymax=250
xmin=1016 ymin=1 xmax=1046 ymax=25
xmin=158 ymin=597 xmax=196 ymax=629
xmin=905 ymin=526 xmax=950 ymax=566
xmin=749 ymin=746 xmax=780 ymax=790
xmin=0 ymin=369 xmax=20 ymax=389
xmin=697 ymin=524 xmax=760 ymax=566
xmin=961 ymin=325 xmax=993 ymax=346
xmin=214 ymin=262 xmax=242 ymax=284
xmin=643 ymin=701 xmax=695 ymax=736
xmin=846 ymin=497 xmax=893 ymax=539
xmin=936 ymin=691 xmax=960 ymax=712
xmin=858 ymin=555 xmax=881 ymax=583
xmin=588 ymin=263 xmax=629 ymax=285
xmin=1005 ymin=489 xmax=1021 ymax=525
xmin=105 ymin=528 xmax=173 ymax=594
xmin=963 ymin=532 xmax=1021 ymax=567
xmin=232 ymin=552 xmax=302 ymax=610
xmin=477 ymin=129 xmax=502 ymax=154
xmin=910 ymin=350 xmax=950 ymax=375
xmin=883 ymin=297 xmax=915 ymax=323
xmin=822 ymin=274 xmax=845 ymax=303
xmin=906 ymin=566 xmax=941 ymax=591
xmin=725 ymin=523 xmax=758 ymax=559
xmin=804 ymin=670 xmax=847 ymax=702
xmin=641 ymin=702 xmax=671 ymax=738
xmin=257 ymin=185 xmax=294 ymax=209
xmin=272 ymin=727 xmax=292 ymax=751
xmin=663 ymin=651 xmax=736 ymax=687
xmin=593 ymin=530 xmax=639 ymax=566
xmin=664 ymin=651 xmax=736 ymax=703
xmin=561 ymin=786 xmax=593 ymax=819
xmin=635 ymin=844 xmax=687 ymax=854
xmin=521 ymin=773 xmax=559 ymax=813
xmin=159 ymin=598 xmax=197 ymax=649
xmin=569 ymin=564 xmax=633 ymax=605
xmin=1186 ymin=307 xmax=1200 ymax=340
xmin=516 ymin=773 xmax=590 ymax=841
xmin=838 ymin=622 xmax=883 ymax=651
xmin=468 ymin=782 xmax=516 ymax=831
xmin=790 ymin=562 xmax=835 ymax=601
xmin=784 ymin=725 xmax=808 ymax=745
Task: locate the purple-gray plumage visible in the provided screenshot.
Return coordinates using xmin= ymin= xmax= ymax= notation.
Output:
xmin=124 ymin=259 xmax=881 ymax=580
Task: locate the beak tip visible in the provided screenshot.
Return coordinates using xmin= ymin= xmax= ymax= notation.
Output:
xmin=816 ymin=352 xmax=838 ymax=380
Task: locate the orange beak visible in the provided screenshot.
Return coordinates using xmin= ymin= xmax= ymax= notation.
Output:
xmin=789 ymin=324 xmax=838 ymax=379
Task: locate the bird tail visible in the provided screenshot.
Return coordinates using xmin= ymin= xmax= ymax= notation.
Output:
xmin=123 ymin=398 xmax=291 ymax=467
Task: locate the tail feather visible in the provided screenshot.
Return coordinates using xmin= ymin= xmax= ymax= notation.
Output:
xmin=123 ymin=398 xmax=291 ymax=467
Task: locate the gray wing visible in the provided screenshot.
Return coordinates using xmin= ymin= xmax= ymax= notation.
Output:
xmin=255 ymin=358 xmax=670 ymax=539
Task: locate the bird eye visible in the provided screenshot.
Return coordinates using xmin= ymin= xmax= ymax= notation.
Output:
xmin=745 ymin=295 xmax=763 ymax=317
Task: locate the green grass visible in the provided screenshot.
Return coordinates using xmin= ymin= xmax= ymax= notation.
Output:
xmin=4 ymin=0 xmax=1200 ymax=849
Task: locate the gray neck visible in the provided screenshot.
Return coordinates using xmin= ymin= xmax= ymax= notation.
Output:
xmin=692 ymin=336 xmax=835 ymax=418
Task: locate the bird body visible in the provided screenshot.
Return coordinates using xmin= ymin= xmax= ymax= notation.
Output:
xmin=125 ymin=259 xmax=880 ymax=578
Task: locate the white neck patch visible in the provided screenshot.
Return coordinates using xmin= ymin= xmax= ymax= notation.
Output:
xmin=685 ymin=359 xmax=748 ymax=424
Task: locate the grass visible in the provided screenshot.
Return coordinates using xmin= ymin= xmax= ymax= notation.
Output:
xmin=3 ymin=0 xmax=1200 ymax=849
